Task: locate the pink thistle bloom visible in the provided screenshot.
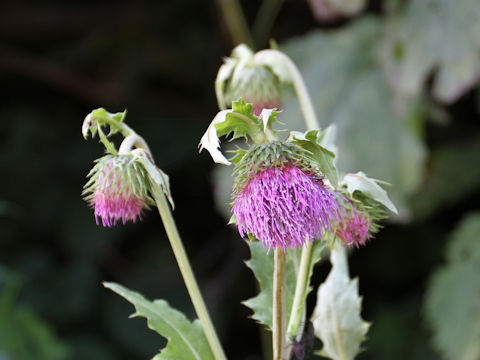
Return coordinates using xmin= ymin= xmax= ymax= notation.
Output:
xmin=83 ymin=155 xmax=151 ymax=227
xmin=336 ymin=210 xmax=371 ymax=247
xmin=232 ymin=165 xmax=343 ymax=250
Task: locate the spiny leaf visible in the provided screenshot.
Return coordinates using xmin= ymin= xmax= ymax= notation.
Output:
xmin=312 ymin=247 xmax=370 ymax=360
xmin=104 ymin=282 xmax=214 ymax=360
xmin=215 ymin=98 xmax=263 ymax=142
xmin=424 ymin=212 xmax=480 ymax=360
xmin=341 ymin=172 xmax=397 ymax=214
xmin=290 ymin=130 xmax=339 ymax=187
xmin=243 ymin=240 xmax=324 ymax=330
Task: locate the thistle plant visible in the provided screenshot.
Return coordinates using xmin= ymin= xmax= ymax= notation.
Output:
xmin=201 ymin=45 xmax=397 ymax=360
xmin=81 ymin=109 xmax=226 ymax=360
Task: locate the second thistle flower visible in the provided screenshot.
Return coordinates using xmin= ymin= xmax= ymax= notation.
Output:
xmin=232 ymin=142 xmax=343 ymax=250
xmin=83 ymin=154 xmax=152 ymax=227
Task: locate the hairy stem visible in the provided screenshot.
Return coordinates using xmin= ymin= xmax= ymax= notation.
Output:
xmin=118 ymin=133 xmax=152 ymax=157
xmin=152 ymin=184 xmax=227 ymax=360
xmin=286 ymin=241 xmax=314 ymax=340
xmin=255 ymin=50 xmax=319 ymax=130
xmin=273 ymin=248 xmax=286 ymax=360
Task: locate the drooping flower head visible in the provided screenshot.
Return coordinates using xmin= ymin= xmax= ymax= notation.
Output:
xmin=335 ymin=174 xmax=392 ymax=247
xmin=216 ymin=45 xmax=283 ymax=116
xmin=82 ymin=154 xmax=152 ymax=227
xmin=336 ymin=208 xmax=372 ymax=247
xmin=232 ymin=142 xmax=343 ymax=250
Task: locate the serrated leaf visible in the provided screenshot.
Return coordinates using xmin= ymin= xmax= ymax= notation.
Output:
xmin=199 ymin=110 xmax=232 ymax=166
xmin=381 ymin=0 xmax=480 ymax=103
xmin=312 ymin=247 xmax=370 ymax=360
xmin=259 ymin=108 xmax=280 ymax=133
xmin=214 ymin=99 xmax=265 ymax=143
xmin=82 ymin=108 xmax=127 ymax=139
xmin=290 ymin=130 xmax=339 ymax=187
xmin=424 ymin=212 xmax=480 ymax=360
xmin=341 ymin=172 xmax=397 ymax=214
xmin=281 ymin=18 xmax=426 ymax=216
xmin=104 ymin=282 xmax=214 ymax=360
xmin=243 ymin=240 xmax=324 ymax=330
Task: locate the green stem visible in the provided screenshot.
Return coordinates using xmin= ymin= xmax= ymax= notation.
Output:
xmin=286 ymin=241 xmax=314 ymax=340
xmin=152 ymin=184 xmax=227 ymax=360
xmin=118 ymin=133 xmax=152 ymax=157
xmin=264 ymin=48 xmax=319 ymax=355
xmin=255 ymin=50 xmax=320 ymax=130
xmin=272 ymin=248 xmax=286 ymax=360
xmin=252 ymin=0 xmax=284 ymax=48
xmin=216 ymin=0 xmax=254 ymax=48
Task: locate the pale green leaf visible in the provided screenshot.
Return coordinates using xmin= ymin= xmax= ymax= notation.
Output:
xmin=312 ymin=247 xmax=370 ymax=360
xmin=381 ymin=0 xmax=480 ymax=103
xmin=290 ymin=129 xmax=339 ymax=187
xmin=281 ymin=18 xmax=426 ymax=217
xmin=341 ymin=172 xmax=397 ymax=214
xmin=243 ymin=240 xmax=324 ymax=330
xmin=132 ymin=149 xmax=175 ymax=209
xmin=215 ymin=99 xmax=263 ymax=142
xmin=424 ymin=212 xmax=480 ymax=360
xmin=104 ymin=282 xmax=214 ymax=360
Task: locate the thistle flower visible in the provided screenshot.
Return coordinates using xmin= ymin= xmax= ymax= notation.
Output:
xmin=232 ymin=142 xmax=343 ymax=250
xmin=216 ymin=45 xmax=283 ymax=116
xmin=83 ymin=154 xmax=152 ymax=227
xmin=336 ymin=209 xmax=372 ymax=247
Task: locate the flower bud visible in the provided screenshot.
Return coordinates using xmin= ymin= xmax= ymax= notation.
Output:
xmin=232 ymin=142 xmax=343 ymax=250
xmin=82 ymin=154 xmax=152 ymax=226
xmin=336 ymin=208 xmax=371 ymax=247
xmin=216 ymin=45 xmax=282 ymax=116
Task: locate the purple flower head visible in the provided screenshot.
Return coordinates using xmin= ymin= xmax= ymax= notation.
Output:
xmin=232 ymin=143 xmax=343 ymax=250
xmin=83 ymin=155 xmax=152 ymax=227
xmin=336 ymin=209 xmax=371 ymax=247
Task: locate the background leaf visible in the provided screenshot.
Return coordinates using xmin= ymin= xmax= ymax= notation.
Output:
xmin=0 ymin=271 xmax=69 ymax=360
xmin=281 ymin=18 xmax=426 ymax=216
xmin=423 ymin=212 xmax=480 ymax=360
xmin=381 ymin=0 xmax=480 ymax=103
xmin=104 ymin=282 xmax=214 ymax=360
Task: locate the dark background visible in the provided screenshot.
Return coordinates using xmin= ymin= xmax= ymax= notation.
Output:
xmin=1 ymin=1 xmax=479 ymax=359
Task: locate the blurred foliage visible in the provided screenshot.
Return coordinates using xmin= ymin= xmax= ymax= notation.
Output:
xmin=424 ymin=213 xmax=480 ymax=360
xmin=0 ymin=270 xmax=68 ymax=360
xmin=0 ymin=0 xmax=479 ymax=359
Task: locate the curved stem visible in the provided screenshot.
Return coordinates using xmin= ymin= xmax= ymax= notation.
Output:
xmin=152 ymin=184 xmax=227 ymax=360
xmin=286 ymin=241 xmax=313 ymax=340
xmin=273 ymin=248 xmax=286 ymax=360
xmin=118 ymin=133 xmax=152 ymax=158
xmin=255 ymin=50 xmax=320 ymax=130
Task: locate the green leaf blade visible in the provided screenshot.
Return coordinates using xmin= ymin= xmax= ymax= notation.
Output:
xmin=424 ymin=212 xmax=480 ymax=360
xmin=104 ymin=282 xmax=214 ymax=360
